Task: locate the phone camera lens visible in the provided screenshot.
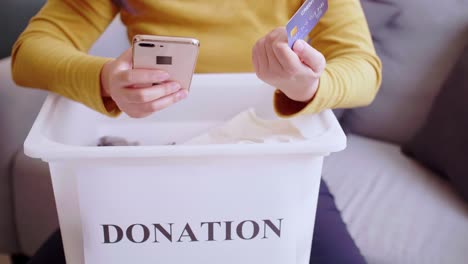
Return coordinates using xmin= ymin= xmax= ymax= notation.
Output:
xmin=139 ymin=43 xmax=155 ymax=48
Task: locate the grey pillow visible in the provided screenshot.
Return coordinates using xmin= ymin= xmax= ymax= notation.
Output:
xmin=360 ymin=0 xmax=400 ymax=33
xmin=343 ymin=0 xmax=468 ymax=144
xmin=402 ymin=44 xmax=468 ymax=203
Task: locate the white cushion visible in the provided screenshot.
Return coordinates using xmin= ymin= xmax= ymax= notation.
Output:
xmin=323 ymin=134 xmax=468 ymax=264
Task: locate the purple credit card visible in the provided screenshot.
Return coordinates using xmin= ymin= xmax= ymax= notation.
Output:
xmin=286 ymin=0 xmax=328 ymax=48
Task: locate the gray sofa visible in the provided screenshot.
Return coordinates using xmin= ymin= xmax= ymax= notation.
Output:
xmin=1 ymin=0 xmax=467 ymax=263
xmin=0 ymin=0 xmax=46 ymax=59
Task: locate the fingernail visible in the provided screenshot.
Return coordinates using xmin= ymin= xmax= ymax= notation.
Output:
xmin=176 ymin=90 xmax=188 ymax=101
xmin=170 ymin=82 xmax=181 ymax=91
xmin=294 ymin=40 xmax=305 ymax=52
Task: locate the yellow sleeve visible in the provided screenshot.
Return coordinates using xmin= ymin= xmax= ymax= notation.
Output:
xmin=11 ymin=0 xmax=120 ymax=116
xmin=274 ymin=0 xmax=382 ymax=117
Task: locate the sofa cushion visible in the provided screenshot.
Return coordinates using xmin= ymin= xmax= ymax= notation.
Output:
xmin=342 ymin=0 xmax=468 ymax=144
xmin=0 ymin=0 xmax=46 ymax=58
xmin=402 ymin=44 xmax=468 ymax=202
xmin=0 ymin=57 xmax=47 ymax=253
xmin=322 ymin=134 xmax=468 ymax=264
xmin=13 ymin=151 xmax=59 ymax=256
xmin=360 ymin=0 xmax=400 ymax=34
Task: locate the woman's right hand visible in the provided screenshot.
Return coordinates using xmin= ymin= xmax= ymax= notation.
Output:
xmin=100 ymin=48 xmax=188 ymax=118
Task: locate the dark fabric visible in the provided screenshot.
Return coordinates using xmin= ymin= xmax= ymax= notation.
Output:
xmin=27 ymin=230 xmax=64 ymax=264
xmin=28 ymin=180 xmax=365 ymax=264
xmin=10 ymin=254 xmax=30 ymax=264
xmin=402 ymin=44 xmax=468 ymax=202
xmin=310 ymin=181 xmax=367 ymax=264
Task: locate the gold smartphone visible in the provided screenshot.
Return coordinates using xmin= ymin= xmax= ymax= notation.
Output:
xmin=132 ymin=35 xmax=200 ymax=90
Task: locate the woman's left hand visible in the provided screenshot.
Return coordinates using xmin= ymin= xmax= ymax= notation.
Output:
xmin=252 ymin=27 xmax=326 ymax=103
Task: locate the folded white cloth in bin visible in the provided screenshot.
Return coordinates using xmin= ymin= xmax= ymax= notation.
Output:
xmin=184 ymin=108 xmax=321 ymax=145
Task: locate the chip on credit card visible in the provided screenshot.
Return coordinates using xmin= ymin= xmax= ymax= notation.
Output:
xmin=286 ymin=0 xmax=328 ymax=48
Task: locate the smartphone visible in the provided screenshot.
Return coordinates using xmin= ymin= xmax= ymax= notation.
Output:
xmin=132 ymin=34 xmax=200 ymax=90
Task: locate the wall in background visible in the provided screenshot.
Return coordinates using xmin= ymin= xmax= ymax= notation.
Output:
xmin=0 ymin=0 xmax=46 ymax=59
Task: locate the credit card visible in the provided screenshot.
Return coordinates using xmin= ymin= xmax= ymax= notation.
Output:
xmin=286 ymin=0 xmax=328 ymax=48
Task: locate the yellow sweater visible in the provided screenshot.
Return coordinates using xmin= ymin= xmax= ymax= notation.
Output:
xmin=12 ymin=0 xmax=381 ymax=117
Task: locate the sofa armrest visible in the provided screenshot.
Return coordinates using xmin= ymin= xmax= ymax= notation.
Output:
xmin=0 ymin=15 xmax=128 ymax=254
xmin=0 ymin=57 xmax=47 ymax=169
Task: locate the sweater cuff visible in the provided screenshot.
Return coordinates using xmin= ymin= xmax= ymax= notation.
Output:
xmin=274 ymin=71 xmax=332 ymax=117
xmin=82 ymin=56 xmax=121 ymax=117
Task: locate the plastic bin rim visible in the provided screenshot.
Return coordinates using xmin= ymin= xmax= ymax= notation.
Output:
xmin=24 ymin=94 xmax=346 ymax=162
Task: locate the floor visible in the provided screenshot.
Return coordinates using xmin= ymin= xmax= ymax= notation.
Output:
xmin=0 ymin=255 xmax=10 ymax=264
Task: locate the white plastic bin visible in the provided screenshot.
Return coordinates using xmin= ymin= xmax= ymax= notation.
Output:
xmin=24 ymin=73 xmax=346 ymax=264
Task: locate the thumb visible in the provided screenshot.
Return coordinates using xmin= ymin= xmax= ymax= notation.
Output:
xmin=293 ymin=40 xmax=325 ymax=73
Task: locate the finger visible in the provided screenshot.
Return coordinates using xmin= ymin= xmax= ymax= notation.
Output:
xmin=257 ymin=38 xmax=269 ymax=72
xmin=265 ymin=29 xmax=283 ymax=72
xmin=293 ymin=40 xmax=326 ymax=73
xmin=254 ymin=38 xmax=268 ymax=77
xmin=252 ymin=45 xmax=259 ymax=73
xmin=261 ymin=37 xmax=271 ymax=70
xmin=117 ymin=48 xmax=133 ymax=68
xmin=272 ymin=40 xmax=302 ymax=73
xmin=269 ymin=27 xmax=302 ymax=70
xmin=121 ymin=81 xmax=181 ymax=103
xmin=274 ymin=27 xmax=288 ymax=42
xmin=117 ymin=69 xmax=170 ymax=86
xmin=269 ymin=27 xmax=305 ymax=74
xmin=265 ymin=42 xmax=282 ymax=72
xmin=131 ymin=89 xmax=188 ymax=115
xmin=123 ymin=108 xmax=152 ymax=119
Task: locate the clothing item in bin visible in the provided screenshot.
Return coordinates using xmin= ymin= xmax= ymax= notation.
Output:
xmin=97 ymin=136 xmax=140 ymax=147
xmin=97 ymin=109 xmax=317 ymax=146
xmin=97 ymin=136 xmax=176 ymax=146
xmin=184 ymin=108 xmax=313 ymax=145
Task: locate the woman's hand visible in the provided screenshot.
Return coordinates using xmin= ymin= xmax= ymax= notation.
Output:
xmin=100 ymin=48 xmax=188 ymax=118
xmin=252 ymin=27 xmax=326 ymax=103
